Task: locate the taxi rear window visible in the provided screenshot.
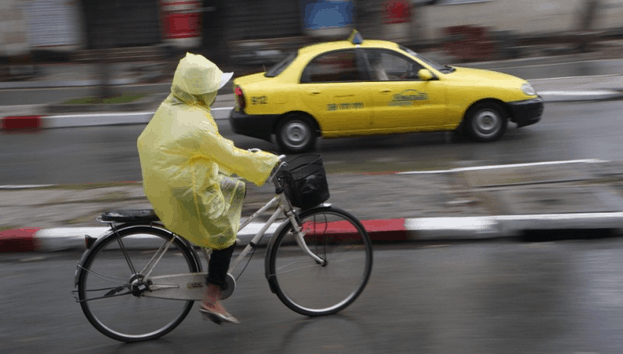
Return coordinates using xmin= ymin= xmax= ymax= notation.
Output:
xmin=265 ymin=52 xmax=296 ymax=77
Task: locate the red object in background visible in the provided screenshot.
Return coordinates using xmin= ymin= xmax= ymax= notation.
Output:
xmin=161 ymin=0 xmax=201 ymax=39
xmin=1 ymin=115 xmax=42 ymax=130
xmin=235 ymin=86 xmax=246 ymax=111
xmin=384 ymin=0 xmax=411 ymax=24
xmin=442 ymin=25 xmax=494 ymax=62
xmin=163 ymin=13 xmax=201 ymax=38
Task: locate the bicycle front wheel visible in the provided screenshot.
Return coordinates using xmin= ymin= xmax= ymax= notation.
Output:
xmin=77 ymin=226 xmax=200 ymax=342
xmin=267 ymin=206 xmax=373 ymax=316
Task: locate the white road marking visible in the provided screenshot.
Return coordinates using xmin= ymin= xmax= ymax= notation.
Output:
xmin=397 ymin=159 xmax=607 ymax=175
xmin=539 ymin=90 xmax=620 ymax=96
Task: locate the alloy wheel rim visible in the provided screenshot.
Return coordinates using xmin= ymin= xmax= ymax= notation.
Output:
xmin=473 ymin=109 xmax=501 ymax=138
xmin=284 ymin=121 xmax=310 ymax=148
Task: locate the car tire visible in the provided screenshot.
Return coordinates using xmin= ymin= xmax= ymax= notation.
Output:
xmin=464 ymin=102 xmax=508 ymax=142
xmin=276 ymin=114 xmax=317 ymax=153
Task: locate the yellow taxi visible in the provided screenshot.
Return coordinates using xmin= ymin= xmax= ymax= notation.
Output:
xmin=229 ymin=31 xmax=543 ymax=153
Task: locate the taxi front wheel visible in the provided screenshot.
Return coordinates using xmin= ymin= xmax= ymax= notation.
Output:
xmin=275 ymin=114 xmax=317 ymax=153
xmin=465 ymin=102 xmax=508 ymax=142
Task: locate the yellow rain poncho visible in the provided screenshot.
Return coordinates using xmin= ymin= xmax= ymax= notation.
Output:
xmin=137 ymin=53 xmax=279 ymax=249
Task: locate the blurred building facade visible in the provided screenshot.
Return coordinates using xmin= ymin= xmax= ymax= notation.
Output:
xmin=1 ymin=0 xmax=623 ymax=69
xmin=0 ymin=0 xmax=34 ymax=78
xmin=420 ymin=0 xmax=623 ymax=41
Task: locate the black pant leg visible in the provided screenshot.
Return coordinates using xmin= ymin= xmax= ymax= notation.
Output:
xmin=206 ymin=244 xmax=235 ymax=290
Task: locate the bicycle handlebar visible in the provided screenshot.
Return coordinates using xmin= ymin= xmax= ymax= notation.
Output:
xmin=248 ymin=148 xmax=287 ymax=187
xmin=268 ymin=158 xmax=287 ymax=187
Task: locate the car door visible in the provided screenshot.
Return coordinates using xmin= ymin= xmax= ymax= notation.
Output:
xmin=299 ymin=49 xmax=373 ymax=137
xmin=362 ymin=49 xmax=448 ymax=132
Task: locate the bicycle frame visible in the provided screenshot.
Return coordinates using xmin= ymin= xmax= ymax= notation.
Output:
xmin=231 ymin=192 xmax=324 ymax=270
xmin=115 ymin=191 xmax=323 ymax=302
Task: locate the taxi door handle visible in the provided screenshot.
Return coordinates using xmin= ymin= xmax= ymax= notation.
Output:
xmin=310 ymin=91 xmax=321 ymax=95
xmin=380 ymin=89 xmax=392 ymax=93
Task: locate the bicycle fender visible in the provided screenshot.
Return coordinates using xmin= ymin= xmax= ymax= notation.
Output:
xmin=263 ymin=204 xmax=335 ymax=293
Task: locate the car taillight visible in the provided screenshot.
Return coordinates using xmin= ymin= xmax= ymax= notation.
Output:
xmin=235 ymin=86 xmax=246 ymax=112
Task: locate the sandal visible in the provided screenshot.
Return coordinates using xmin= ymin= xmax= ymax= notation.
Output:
xmin=199 ymin=303 xmax=240 ymax=325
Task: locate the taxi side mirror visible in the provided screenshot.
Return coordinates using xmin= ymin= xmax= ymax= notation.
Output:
xmin=418 ymin=69 xmax=435 ymax=81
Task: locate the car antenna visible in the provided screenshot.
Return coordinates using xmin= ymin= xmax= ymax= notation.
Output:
xmin=263 ymin=64 xmax=266 ymax=72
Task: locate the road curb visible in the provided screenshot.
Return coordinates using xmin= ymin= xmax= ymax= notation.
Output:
xmin=1 ymin=115 xmax=43 ymax=130
xmin=0 ymin=219 xmax=410 ymax=252
xmin=0 ymin=228 xmax=42 ymax=252
xmin=2 ymin=213 xmax=622 ymax=253
xmin=0 ymin=107 xmax=234 ymax=130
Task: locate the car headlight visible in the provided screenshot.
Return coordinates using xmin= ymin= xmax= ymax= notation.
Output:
xmin=521 ymin=82 xmax=536 ymax=96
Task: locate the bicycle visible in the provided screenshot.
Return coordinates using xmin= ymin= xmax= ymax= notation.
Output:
xmin=72 ymin=154 xmax=373 ymax=342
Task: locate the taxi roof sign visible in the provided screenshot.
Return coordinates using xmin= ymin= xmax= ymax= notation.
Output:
xmin=348 ymin=29 xmax=364 ymax=45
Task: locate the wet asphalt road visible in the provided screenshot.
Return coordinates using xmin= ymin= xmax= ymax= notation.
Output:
xmin=5 ymin=239 xmax=623 ymax=354
xmin=1 ymin=100 xmax=622 ymax=185
xmin=468 ymin=58 xmax=623 ymax=80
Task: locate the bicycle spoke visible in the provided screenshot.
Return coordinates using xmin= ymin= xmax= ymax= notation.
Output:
xmin=78 ymin=291 xmax=133 ymax=303
xmin=116 ymin=235 xmax=138 ymax=276
xmin=78 ymin=264 xmax=130 ymax=284
xmin=274 ymin=260 xmax=321 ymax=275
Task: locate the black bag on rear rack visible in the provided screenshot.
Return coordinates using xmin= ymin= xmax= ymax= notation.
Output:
xmin=279 ymin=154 xmax=330 ymax=210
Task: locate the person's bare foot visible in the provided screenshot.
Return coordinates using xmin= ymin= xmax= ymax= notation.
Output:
xmin=200 ymin=283 xmax=239 ymax=324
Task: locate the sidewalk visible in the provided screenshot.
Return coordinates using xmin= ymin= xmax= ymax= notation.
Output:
xmin=0 ymin=62 xmax=148 ymax=89
xmin=2 ymin=159 xmax=623 ymax=252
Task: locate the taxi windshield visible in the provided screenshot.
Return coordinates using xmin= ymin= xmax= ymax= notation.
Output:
xmin=399 ymin=45 xmax=453 ymax=73
xmin=265 ymin=52 xmax=296 ymax=77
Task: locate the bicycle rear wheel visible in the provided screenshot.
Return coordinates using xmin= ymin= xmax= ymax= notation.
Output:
xmin=267 ymin=206 xmax=373 ymax=316
xmin=77 ymin=226 xmax=200 ymax=342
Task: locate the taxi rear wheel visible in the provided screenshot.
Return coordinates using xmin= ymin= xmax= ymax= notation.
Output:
xmin=276 ymin=114 xmax=317 ymax=153
xmin=465 ymin=102 xmax=508 ymax=142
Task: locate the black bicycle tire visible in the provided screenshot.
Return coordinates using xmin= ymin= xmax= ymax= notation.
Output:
xmin=77 ymin=226 xmax=199 ymax=343
xmin=266 ymin=206 xmax=373 ymax=316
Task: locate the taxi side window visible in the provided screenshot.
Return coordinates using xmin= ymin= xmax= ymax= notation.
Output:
xmin=301 ymin=50 xmax=362 ymax=83
xmin=365 ymin=50 xmax=424 ymax=81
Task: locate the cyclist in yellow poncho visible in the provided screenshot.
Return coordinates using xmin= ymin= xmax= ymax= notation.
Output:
xmin=137 ymin=53 xmax=280 ymax=324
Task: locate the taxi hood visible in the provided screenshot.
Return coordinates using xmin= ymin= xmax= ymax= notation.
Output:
xmin=447 ymin=67 xmax=524 ymax=86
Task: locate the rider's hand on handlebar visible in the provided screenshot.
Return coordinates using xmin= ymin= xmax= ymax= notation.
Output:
xmin=268 ymin=155 xmax=287 ymax=185
xmin=248 ymin=149 xmax=285 ymax=163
